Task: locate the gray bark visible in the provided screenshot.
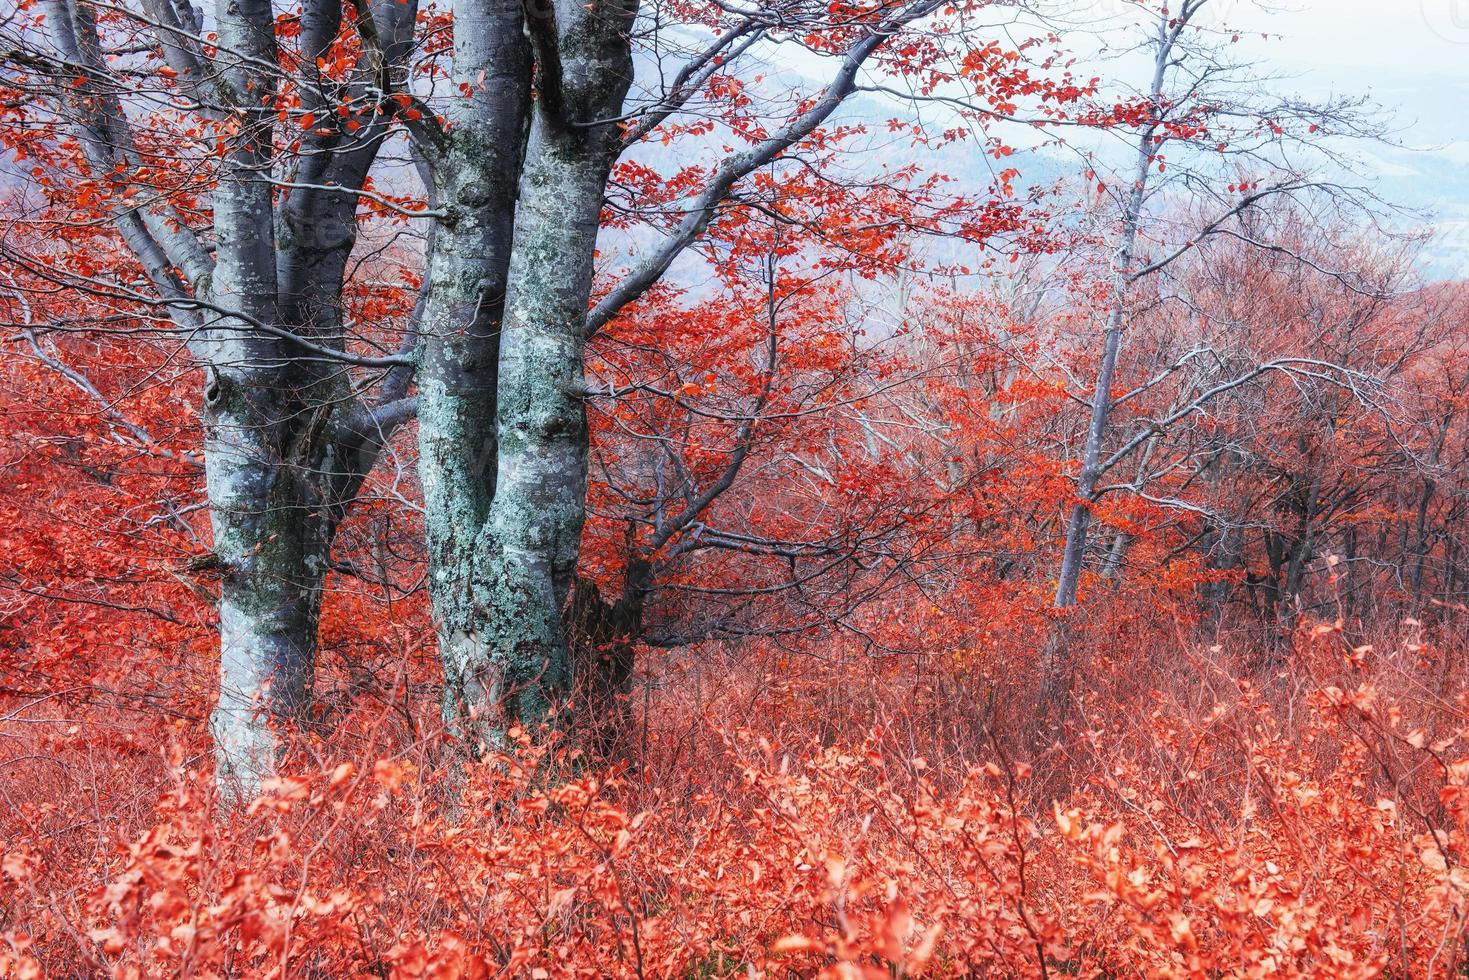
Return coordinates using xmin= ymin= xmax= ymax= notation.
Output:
xmin=36 ymin=0 xmax=420 ymax=796
xmin=205 ymin=0 xmax=423 ymax=794
xmin=1053 ymin=299 xmax=1130 ymax=608
xmin=413 ymin=0 xmax=530 ymax=746
xmin=1051 ymin=10 xmax=1180 ymax=610
xmin=1038 ymin=8 xmax=1190 ymax=718
xmin=205 ymin=380 xmax=329 ymax=788
xmin=417 ymin=0 xmax=635 ymax=749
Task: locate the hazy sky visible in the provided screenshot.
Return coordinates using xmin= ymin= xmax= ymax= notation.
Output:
xmin=1043 ymin=1 xmax=1469 ymax=274
xmin=1245 ymin=1 xmax=1469 ymax=74
xmin=1223 ymin=1 xmax=1469 ymax=272
xmin=1227 ymin=0 xmax=1469 ymax=146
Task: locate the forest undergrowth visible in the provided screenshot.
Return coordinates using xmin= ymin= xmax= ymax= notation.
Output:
xmin=5 ymin=611 xmax=1469 ymax=978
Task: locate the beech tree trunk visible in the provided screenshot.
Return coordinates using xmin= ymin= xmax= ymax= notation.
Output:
xmin=206 ymin=382 xmax=328 ymax=787
xmin=1051 ymin=56 xmax=1165 ymax=610
xmin=417 ymin=0 xmax=635 ymax=750
xmin=411 ymin=0 xmax=939 ymax=753
xmin=1053 ymin=303 xmax=1129 ymax=608
xmin=207 ymin=370 xmax=412 ymax=793
xmin=1039 ymin=11 xmax=1185 ymax=717
xmin=414 ymin=0 xmax=531 ymax=748
xmin=40 ymin=0 xmax=421 ymax=796
xmin=200 ymin=0 xmax=302 ymax=787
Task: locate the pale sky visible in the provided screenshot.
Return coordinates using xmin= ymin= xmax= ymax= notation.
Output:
xmin=1210 ymin=0 xmax=1469 ymax=146
xmin=1242 ymin=1 xmax=1469 ymax=72
xmin=1042 ymin=0 xmax=1469 ymax=274
xmin=1229 ymin=0 xmax=1469 ymax=272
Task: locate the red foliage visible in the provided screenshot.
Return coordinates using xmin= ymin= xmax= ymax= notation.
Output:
xmin=9 ymin=643 xmax=1469 ymax=977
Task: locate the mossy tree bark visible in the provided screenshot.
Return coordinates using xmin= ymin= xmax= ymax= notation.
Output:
xmin=416 ymin=0 xmax=636 ymax=751
xmin=39 ymin=0 xmax=422 ymax=797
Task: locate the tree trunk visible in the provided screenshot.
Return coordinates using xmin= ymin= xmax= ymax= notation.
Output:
xmin=414 ymin=0 xmax=531 ymax=750
xmin=203 ymin=356 xmax=404 ymax=793
xmin=1039 ymin=14 xmax=1186 ymax=721
xmin=1053 ymin=306 xmax=1126 ymax=608
xmin=1278 ymin=468 xmax=1322 ymax=639
xmin=565 ymin=559 xmax=649 ymax=755
xmin=1101 ymin=531 xmax=1130 ymax=580
xmin=40 ymin=0 xmax=420 ymax=796
xmin=1050 ymin=12 xmax=1182 ymax=614
xmin=468 ymin=123 xmax=622 ymax=725
xmin=201 ymin=368 xmax=331 ymax=792
xmin=418 ymin=199 xmax=523 ymax=746
xmin=418 ymin=0 xmax=635 ymax=751
xmin=201 ymin=0 xmax=298 ymax=788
